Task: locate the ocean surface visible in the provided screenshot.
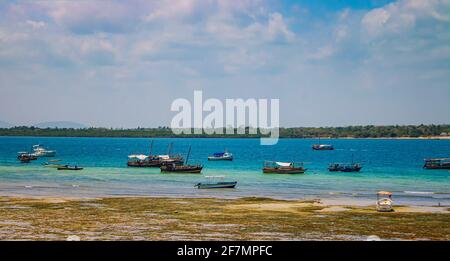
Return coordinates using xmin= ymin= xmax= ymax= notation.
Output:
xmin=0 ymin=136 xmax=449 ymax=206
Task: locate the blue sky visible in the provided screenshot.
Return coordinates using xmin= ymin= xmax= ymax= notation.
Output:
xmin=0 ymin=0 xmax=448 ymax=127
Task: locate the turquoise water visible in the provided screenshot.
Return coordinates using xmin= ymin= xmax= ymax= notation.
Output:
xmin=0 ymin=136 xmax=449 ymax=205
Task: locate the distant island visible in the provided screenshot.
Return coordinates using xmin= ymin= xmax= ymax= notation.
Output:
xmin=0 ymin=125 xmax=449 ymax=139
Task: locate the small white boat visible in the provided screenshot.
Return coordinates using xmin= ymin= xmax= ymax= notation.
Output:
xmin=376 ymin=191 xmax=393 ymax=212
xmin=32 ymin=145 xmax=56 ymax=157
xmin=195 ymin=176 xmax=237 ymax=189
xmin=208 ymin=151 xmax=233 ymax=161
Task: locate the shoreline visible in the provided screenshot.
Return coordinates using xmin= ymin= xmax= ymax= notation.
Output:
xmin=0 ymin=196 xmax=448 ymax=240
xmin=0 ymin=135 xmax=449 ymax=140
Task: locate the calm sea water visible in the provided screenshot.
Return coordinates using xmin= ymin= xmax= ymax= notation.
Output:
xmin=0 ymin=136 xmax=449 ymax=205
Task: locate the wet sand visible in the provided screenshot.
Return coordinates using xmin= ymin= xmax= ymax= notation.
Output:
xmin=0 ymin=196 xmax=448 ymax=240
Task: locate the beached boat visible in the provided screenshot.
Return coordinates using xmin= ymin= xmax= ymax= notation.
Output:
xmin=208 ymin=150 xmax=233 ymax=161
xmin=423 ymin=158 xmax=450 ymax=169
xmin=31 ymin=145 xmax=56 ymax=157
xmin=195 ymin=176 xmax=237 ymax=189
xmin=160 ymin=146 xmax=203 ymax=173
xmin=376 ymin=191 xmax=393 ymax=212
xmin=263 ymin=161 xmax=306 ymax=174
xmin=127 ymin=141 xmax=184 ymax=167
xmin=57 ymin=165 xmax=83 ymax=171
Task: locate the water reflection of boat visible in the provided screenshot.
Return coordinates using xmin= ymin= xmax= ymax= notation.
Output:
xmin=160 ymin=146 xmax=202 ymax=173
xmin=423 ymin=158 xmax=450 ymax=169
xmin=208 ymin=150 xmax=233 ymax=161
xmin=32 ymin=145 xmax=56 ymax=157
xmin=263 ymin=161 xmax=306 ymax=174
xmin=195 ymin=176 xmax=237 ymax=189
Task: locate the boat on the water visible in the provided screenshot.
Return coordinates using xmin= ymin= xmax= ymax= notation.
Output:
xmin=195 ymin=176 xmax=237 ymax=189
xmin=312 ymin=137 xmax=334 ymax=150
xmin=376 ymin=191 xmax=393 ymax=212
xmin=57 ymin=165 xmax=83 ymax=171
xmin=328 ymin=163 xmax=362 ymax=172
xmin=160 ymin=146 xmax=202 ymax=174
xmin=423 ymin=158 xmax=450 ymax=169
xmin=208 ymin=150 xmax=233 ymax=161
xmin=17 ymin=152 xmax=37 ymax=161
xmin=328 ymin=154 xmax=362 ymax=172
xmin=18 ymin=154 xmax=32 ymax=163
xmin=127 ymin=141 xmax=184 ymax=167
xmin=263 ymin=161 xmax=306 ymax=174
xmin=312 ymin=144 xmax=334 ymax=150
xmin=31 ymin=145 xmax=56 ymax=157
xmin=43 ymin=160 xmax=66 ymax=168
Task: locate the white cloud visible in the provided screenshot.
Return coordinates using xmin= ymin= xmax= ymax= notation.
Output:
xmin=362 ymin=0 xmax=450 ymax=37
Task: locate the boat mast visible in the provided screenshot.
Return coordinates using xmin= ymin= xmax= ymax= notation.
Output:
xmin=149 ymin=140 xmax=154 ymax=156
xmin=185 ymin=146 xmax=191 ymax=165
xmin=167 ymin=142 xmax=173 ymax=156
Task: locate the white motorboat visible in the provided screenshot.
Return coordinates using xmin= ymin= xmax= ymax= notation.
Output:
xmin=32 ymin=145 xmax=56 ymax=157
xmin=208 ymin=151 xmax=233 ymax=161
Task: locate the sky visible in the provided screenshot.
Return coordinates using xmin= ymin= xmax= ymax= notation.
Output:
xmin=0 ymin=0 xmax=448 ymax=128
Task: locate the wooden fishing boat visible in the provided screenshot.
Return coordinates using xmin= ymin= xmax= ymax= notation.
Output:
xmin=195 ymin=176 xmax=237 ymax=189
xmin=328 ymin=163 xmax=362 ymax=172
xmin=160 ymin=146 xmax=202 ymax=174
xmin=161 ymin=163 xmax=202 ymax=173
xmin=18 ymin=154 xmax=32 ymax=163
xmin=57 ymin=165 xmax=83 ymax=171
xmin=376 ymin=191 xmax=393 ymax=212
xmin=208 ymin=150 xmax=233 ymax=161
xmin=328 ymin=154 xmax=362 ymax=172
xmin=423 ymin=158 xmax=450 ymax=169
xmin=263 ymin=161 xmax=306 ymax=174
xmin=127 ymin=141 xmax=184 ymax=167
xmin=17 ymin=152 xmax=37 ymax=160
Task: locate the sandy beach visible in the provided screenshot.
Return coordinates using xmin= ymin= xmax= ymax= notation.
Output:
xmin=0 ymin=196 xmax=448 ymax=241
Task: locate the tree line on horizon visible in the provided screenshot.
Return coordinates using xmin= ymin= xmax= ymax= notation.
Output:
xmin=0 ymin=125 xmax=449 ymax=138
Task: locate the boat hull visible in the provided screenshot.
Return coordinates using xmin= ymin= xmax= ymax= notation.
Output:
xmin=263 ymin=167 xmax=306 ymax=174
xmin=33 ymin=151 xmax=56 ymax=157
xmin=195 ymin=181 xmax=237 ymax=189
xmin=160 ymin=165 xmax=203 ymax=173
xmin=127 ymin=158 xmax=184 ymax=168
xmin=423 ymin=165 xmax=450 ymax=170
xmin=328 ymin=167 xmax=362 ymax=172
xmin=207 ymin=156 xmax=233 ymax=161
xmin=57 ymin=166 xmax=83 ymax=171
